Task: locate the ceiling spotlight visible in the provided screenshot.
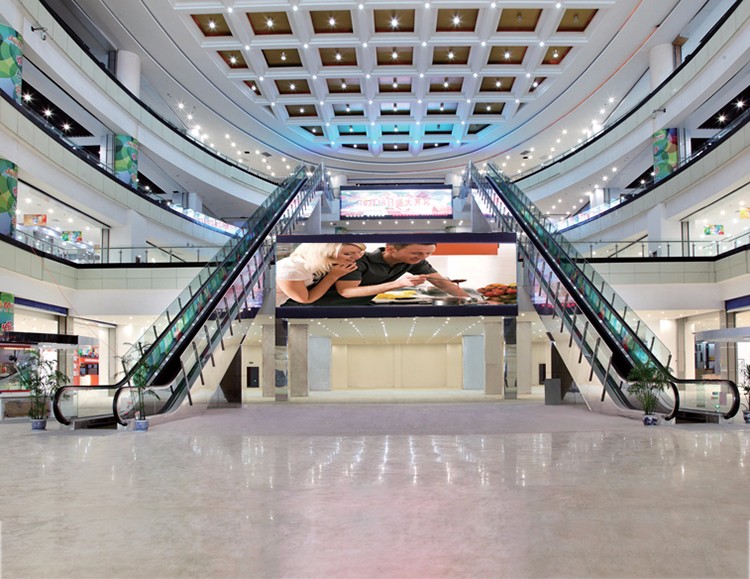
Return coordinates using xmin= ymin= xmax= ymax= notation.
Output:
xmin=394 ymin=126 xmax=399 ymax=132
xmin=345 ymin=103 xmax=351 ymax=112
xmin=486 ymin=105 xmax=491 ymax=111
xmin=439 ymin=102 xmax=444 ymax=111
xmin=443 ymin=79 xmax=449 ymax=88
xmin=392 ymin=48 xmax=399 ymax=60
xmin=208 ymin=20 xmax=216 ymax=30
xmin=329 ymin=16 xmax=336 ymax=27
xmin=393 ymin=102 xmax=398 ymax=111
xmin=280 ymin=52 xmax=287 ymax=61
xmin=289 ymin=83 xmax=296 ymax=91
xmin=504 ymin=50 xmax=511 ymax=60
xmin=335 ymin=52 xmax=343 ymax=61
xmin=390 ymin=16 xmax=399 ymax=28
xmin=393 ymin=77 xmax=398 ymax=88
xmin=447 ymin=49 xmax=455 ymax=60
xmin=452 ymin=15 xmax=461 ymax=26
xmin=341 ymin=80 xmax=347 ymax=89
xmin=299 ymin=107 xmax=305 ymax=113
xmin=495 ymin=79 xmax=502 ymax=88
xmin=349 ymin=125 xmax=354 ymax=132
xmin=229 ymin=56 xmax=237 ymax=64
xmin=266 ymin=18 xmax=274 ymax=28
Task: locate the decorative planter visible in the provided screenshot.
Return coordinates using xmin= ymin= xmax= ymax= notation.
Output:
xmin=134 ymin=419 xmax=150 ymax=431
xmin=743 ymin=411 xmax=750 ymax=424
xmin=30 ymin=418 xmax=47 ymax=430
xmin=643 ymin=415 xmax=658 ymax=426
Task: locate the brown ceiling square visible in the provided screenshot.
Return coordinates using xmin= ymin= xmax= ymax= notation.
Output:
xmin=468 ymin=124 xmax=490 ymax=134
xmin=286 ymin=104 xmax=317 ymax=118
xmin=218 ymin=51 xmax=248 ymax=69
xmin=473 ymin=102 xmax=505 ymax=115
xmin=319 ymin=47 xmax=358 ymax=66
xmin=479 ymin=76 xmax=515 ymax=92
xmin=376 ymin=47 xmax=414 ymax=66
xmin=528 ymin=77 xmax=546 ymax=93
xmin=436 ymin=9 xmax=479 ymax=32
xmin=557 ymin=9 xmax=597 ymax=32
xmin=373 ymin=9 xmax=416 ymax=33
xmin=275 ymin=79 xmax=311 ymax=95
xmin=342 ymin=143 xmax=370 ymax=151
xmin=310 ymin=10 xmax=354 ymax=34
xmin=497 ymin=9 xmax=541 ymax=32
xmin=327 ymin=78 xmax=362 ymax=94
xmin=379 ymin=77 xmax=412 ymax=93
xmin=428 ymin=76 xmax=464 ymax=93
xmin=432 ymin=46 xmax=470 ymax=65
xmin=244 ymin=80 xmax=263 ymax=97
xmin=542 ymin=46 xmax=572 ymax=65
xmin=302 ymin=125 xmax=323 ymax=136
xmin=262 ymin=49 xmax=302 ymax=67
xmin=246 ymin=12 xmax=292 ymax=35
xmin=487 ymin=46 xmax=527 ymax=65
xmin=191 ymin=14 xmax=231 ymax=37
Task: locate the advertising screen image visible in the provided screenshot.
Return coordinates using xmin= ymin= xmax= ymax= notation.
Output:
xmin=340 ymin=186 xmax=453 ymax=218
xmin=275 ymin=233 xmax=517 ymax=319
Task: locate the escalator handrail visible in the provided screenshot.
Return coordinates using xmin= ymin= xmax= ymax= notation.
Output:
xmin=53 ymin=166 xmax=321 ymax=425
xmin=473 ymin=164 xmax=740 ymax=418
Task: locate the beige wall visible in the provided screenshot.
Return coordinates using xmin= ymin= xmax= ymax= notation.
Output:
xmin=332 ymin=343 xmax=463 ymax=389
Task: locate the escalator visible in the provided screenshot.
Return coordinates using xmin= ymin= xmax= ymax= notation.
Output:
xmin=468 ymin=163 xmax=740 ymax=421
xmin=53 ymin=164 xmax=326 ymax=428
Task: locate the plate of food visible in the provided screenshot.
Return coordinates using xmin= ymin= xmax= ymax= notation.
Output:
xmin=372 ymin=290 xmax=431 ymax=304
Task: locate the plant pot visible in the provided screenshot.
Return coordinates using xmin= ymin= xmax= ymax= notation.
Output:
xmin=134 ymin=418 xmax=150 ymax=431
xmin=743 ymin=410 xmax=750 ymax=424
xmin=30 ymin=418 xmax=47 ymax=430
xmin=643 ymin=415 xmax=658 ymax=426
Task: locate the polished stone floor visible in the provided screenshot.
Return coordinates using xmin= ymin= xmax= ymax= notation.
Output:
xmin=1 ymin=398 xmax=749 ymax=578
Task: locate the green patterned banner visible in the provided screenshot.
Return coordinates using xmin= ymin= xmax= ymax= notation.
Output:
xmin=653 ymin=128 xmax=678 ymax=182
xmin=0 ymin=159 xmax=18 ymax=236
xmin=0 ymin=23 xmax=23 ymax=104
xmin=0 ymin=292 xmax=13 ymax=334
xmin=114 ymin=134 xmax=139 ymax=187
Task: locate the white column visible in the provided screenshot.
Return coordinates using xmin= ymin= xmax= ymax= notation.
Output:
xmin=516 ymin=320 xmax=533 ymax=395
xmin=308 ymin=336 xmax=331 ymax=391
xmin=646 ymin=204 xmax=682 ymax=256
xmin=116 ymin=50 xmax=141 ymax=98
xmin=288 ymin=324 xmax=308 ymax=397
xmin=462 ymin=334 xmax=484 ymax=390
xmin=261 ymin=324 xmax=275 ymax=397
xmin=649 ymin=43 xmax=674 ymax=89
xmin=484 ymin=320 xmax=504 ymax=395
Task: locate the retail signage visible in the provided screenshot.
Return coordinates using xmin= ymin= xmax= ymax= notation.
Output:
xmin=23 ymin=213 xmax=47 ymax=226
xmin=703 ymin=224 xmax=725 ymax=236
xmin=0 ymin=23 xmax=23 ymax=104
xmin=0 ymin=292 xmax=14 ymax=334
xmin=653 ymin=128 xmax=678 ymax=182
xmin=340 ymin=186 xmax=453 ymax=218
xmin=114 ymin=134 xmax=139 ymax=187
xmin=61 ymin=231 xmax=83 ymax=242
xmin=0 ymin=159 xmax=18 ymax=236
xmin=740 ymin=208 xmax=750 ymax=220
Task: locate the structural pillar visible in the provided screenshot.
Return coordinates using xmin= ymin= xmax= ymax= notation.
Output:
xmin=308 ymin=336 xmax=331 ymax=391
xmin=261 ymin=323 xmax=275 ymax=397
xmin=646 ymin=203 xmax=682 ymax=257
xmin=484 ymin=320 xmax=504 ymax=396
xmin=516 ymin=319 xmax=533 ymax=395
xmin=288 ymin=324 xmax=308 ymax=397
xmin=462 ymin=334 xmax=484 ymax=390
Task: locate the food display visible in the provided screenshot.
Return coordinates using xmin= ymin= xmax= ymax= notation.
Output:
xmin=476 ymin=283 xmax=517 ymax=304
xmin=374 ymin=290 xmax=418 ymax=300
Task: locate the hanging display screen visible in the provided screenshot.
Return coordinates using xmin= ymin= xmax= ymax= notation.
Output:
xmin=340 ymin=186 xmax=453 ymax=218
xmin=275 ymin=233 xmax=517 ymax=319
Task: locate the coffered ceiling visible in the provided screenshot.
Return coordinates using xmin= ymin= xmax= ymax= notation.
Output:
xmin=56 ymin=0 xmax=703 ymax=180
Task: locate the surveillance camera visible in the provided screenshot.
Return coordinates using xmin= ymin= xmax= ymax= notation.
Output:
xmin=40 ymin=32 xmax=47 ymax=41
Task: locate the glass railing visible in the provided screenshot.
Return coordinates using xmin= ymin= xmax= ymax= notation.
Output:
xmin=53 ymin=164 xmax=326 ymax=426
xmin=554 ymin=106 xmax=750 ymax=231
xmin=469 ymin=162 xmax=740 ymax=419
xmin=573 ymin=232 xmax=750 ymax=259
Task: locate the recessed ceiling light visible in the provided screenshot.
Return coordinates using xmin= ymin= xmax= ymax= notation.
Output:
xmin=329 ymin=16 xmax=336 ymax=27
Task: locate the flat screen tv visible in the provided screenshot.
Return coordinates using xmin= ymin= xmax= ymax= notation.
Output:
xmin=275 ymin=233 xmax=517 ymax=319
xmin=339 ymin=186 xmax=453 ymax=219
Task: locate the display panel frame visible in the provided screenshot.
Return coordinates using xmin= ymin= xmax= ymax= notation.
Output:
xmin=339 ymin=185 xmax=454 ymax=219
xmin=275 ymin=232 xmax=517 ymax=319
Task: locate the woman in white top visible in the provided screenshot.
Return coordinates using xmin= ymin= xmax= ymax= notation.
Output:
xmin=276 ymin=242 xmax=366 ymax=304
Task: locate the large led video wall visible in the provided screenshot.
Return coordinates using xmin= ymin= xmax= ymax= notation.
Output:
xmin=339 ymin=185 xmax=453 ymax=219
xmin=275 ymin=233 xmax=517 ymax=319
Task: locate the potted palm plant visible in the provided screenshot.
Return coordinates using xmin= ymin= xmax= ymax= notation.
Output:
xmin=129 ymin=360 xmax=156 ymax=430
xmin=627 ymin=360 xmax=671 ymax=425
xmin=739 ymin=362 xmax=750 ymax=424
xmin=16 ymin=350 xmax=69 ymax=430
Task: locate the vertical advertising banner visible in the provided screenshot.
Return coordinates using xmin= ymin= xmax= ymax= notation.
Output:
xmin=0 ymin=159 xmax=18 ymax=236
xmin=0 ymin=292 xmax=14 ymax=334
xmin=114 ymin=134 xmax=139 ymax=187
xmin=653 ymin=127 xmax=678 ymax=182
xmin=0 ymin=23 xmax=23 ymax=104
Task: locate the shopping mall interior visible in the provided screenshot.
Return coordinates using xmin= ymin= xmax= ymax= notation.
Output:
xmin=1 ymin=0 xmax=749 ymax=577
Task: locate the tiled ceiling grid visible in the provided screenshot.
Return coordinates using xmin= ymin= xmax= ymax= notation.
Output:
xmin=184 ymin=2 xmax=600 ymax=158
